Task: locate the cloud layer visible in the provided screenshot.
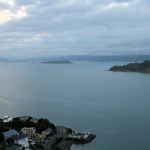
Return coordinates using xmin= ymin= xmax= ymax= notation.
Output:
xmin=0 ymin=0 xmax=150 ymax=57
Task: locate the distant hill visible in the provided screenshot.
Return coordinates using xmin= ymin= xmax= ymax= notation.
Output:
xmin=24 ymin=55 xmax=150 ymax=62
xmin=109 ymin=60 xmax=150 ymax=73
xmin=60 ymin=55 xmax=150 ymax=62
xmin=1 ymin=55 xmax=150 ymax=63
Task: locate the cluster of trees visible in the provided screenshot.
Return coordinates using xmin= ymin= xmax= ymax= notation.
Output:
xmin=0 ymin=119 xmax=10 ymax=132
xmin=0 ymin=117 xmax=56 ymax=147
xmin=0 ymin=117 xmax=58 ymax=150
xmin=0 ymin=145 xmax=6 ymax=150
xmin=36 ymin=118 xmax=55 ymax=132
xmin=109 ymin=60 xmax=150 ymax=73
xmin=0 ymin=132 xmax=5 ymax=142
xmin=0 ymin=132 xmax=14 ymax=150
xmin=51 ymin=137 xmax=63 ymax=150
xmin=66 ymin=128 xmax=72 ymax=133
xmin=2 ymin=117 xmax=56 ymax=133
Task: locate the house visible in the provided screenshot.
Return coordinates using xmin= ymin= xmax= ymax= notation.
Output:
xmin=3 ymin=116 xmax=13 ymax=123
xmin=3 ymin=129 xmax=19 ymax=139
xmin=21 ymin=127 xmax=36 ymax=138
xmin=12 ymin=134 xmax=29 ymax=148
xmin=29 ymin=118 xmax=39 ymax=123
xmin=84 ymin=134 xmax=89 ymax=139
xmin=36 ymin=133 xmax=46 ymax=140
xmin=21 ymin=127 xmax=46 ymax=141
xmin=19 ymin=116 xmax=31 ymax=122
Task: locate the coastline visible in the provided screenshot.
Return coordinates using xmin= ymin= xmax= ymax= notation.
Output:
xmin=0 ymin=116 xmax=96 ymax=150
xmin=57 ymin=134 xmax=96 ymax=150
xmin=109 ymin=60 xmax=150 ymax=73
xmin=58 ymin=141 xmax=73 ymax=150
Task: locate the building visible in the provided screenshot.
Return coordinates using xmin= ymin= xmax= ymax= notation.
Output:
xmin=3 ymin=116 xmax=13 ymax=123
xmin=3 ymin=129 xmax=19 ymax=139
xmin=21 ymin=127 xmax=46 ymax=141
xmin=19 ymin=116 xmax=31 ymax=122
xmin=12 ymin=134 xmax=29 ymax=148
xmin=29 ymin=118 xmax=39 ymax=123
xmin=21 ymin=127 xmax=36 ymax=139
xmin=36 ymin=133 xmax=46 ymax=140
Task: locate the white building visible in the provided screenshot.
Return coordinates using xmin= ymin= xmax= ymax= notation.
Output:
xmin=19 ymin=116 xmax=30 ymax=122
xmin=12 ymin=134 xmax=29 ymax=148
xmin=21 ymin=127 xmax=36 ymax=138
xmin=3 ymin=116 xmax=13 ymax=123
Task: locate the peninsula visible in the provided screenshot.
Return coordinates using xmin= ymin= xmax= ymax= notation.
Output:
xmin=41 ymin=60 xmax=72 ymax=64
xmin=109 ymin=60 xmax=150 ymax=73
xmin=0 ymin=116 xmax=96 ymax=150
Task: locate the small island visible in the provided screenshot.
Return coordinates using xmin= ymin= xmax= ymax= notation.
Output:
xmin=109 ymin=60 xmax=150 ymax=73
xmin=41 ymin=60 xmax=72 ymax=64
xmin=0 ymin=115 xmax=96 ymax=150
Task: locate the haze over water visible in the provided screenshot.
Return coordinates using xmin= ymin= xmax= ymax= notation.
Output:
xmin=0 ymin=62 xmax=150 ymax=150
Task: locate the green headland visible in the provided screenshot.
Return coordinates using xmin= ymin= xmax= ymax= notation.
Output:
xmin=109 ymin=60 xmax=150 ymax=73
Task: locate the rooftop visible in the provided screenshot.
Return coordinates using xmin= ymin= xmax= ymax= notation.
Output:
xmin=3 ymin=129 xmax=19 ymax=138
xmin=12 ymin=134 xmax=28 ymax=140
xmin=29 ymin=118 xmax=39 ymax=123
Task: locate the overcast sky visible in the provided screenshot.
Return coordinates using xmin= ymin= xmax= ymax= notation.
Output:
xmin=0 ymin=0 xmax=150 ymax=58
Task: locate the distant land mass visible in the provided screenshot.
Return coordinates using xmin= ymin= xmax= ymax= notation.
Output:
xmin=60 ymin=55 xmax=150 ymax=62
xmin=109 ymin=60 xmax=150 ymax=73
xmin=1 ymin=55 xmax=150 ymax=62
xmin=41 ymin=60 xmax=72 ymax=64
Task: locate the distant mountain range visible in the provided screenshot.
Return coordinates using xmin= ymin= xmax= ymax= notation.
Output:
xmin=1 ymin=55 xmax=150 ymax=62
xmin=60 ymin=55 xmax=150 ymax=62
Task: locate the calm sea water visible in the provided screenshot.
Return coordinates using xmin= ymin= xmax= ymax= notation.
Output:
xmin=0 ymin=62 xmax=150 ymax=150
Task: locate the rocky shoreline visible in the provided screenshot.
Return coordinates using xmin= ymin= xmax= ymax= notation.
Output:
xmin=58 ymin=132 xmax=96 ymax=150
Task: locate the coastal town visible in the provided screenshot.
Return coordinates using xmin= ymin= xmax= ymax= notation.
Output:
xmin=0 ymin=116 xmax=96 ymax=150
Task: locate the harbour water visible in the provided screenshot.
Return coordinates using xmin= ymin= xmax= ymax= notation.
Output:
xmin=0 ymin=62 xmax=150 ymax=150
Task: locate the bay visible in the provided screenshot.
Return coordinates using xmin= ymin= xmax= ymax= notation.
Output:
xmin=0 ymin=62 xmax=150 ymax=150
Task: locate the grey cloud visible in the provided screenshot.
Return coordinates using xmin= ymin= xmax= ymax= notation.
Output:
xmin=14 ymin=0 xmax=38 ymax=6
xmin=0 ymin=0 xmax=150 ymax=57
xmin=0 ymin=3 xmax=9 ymax=9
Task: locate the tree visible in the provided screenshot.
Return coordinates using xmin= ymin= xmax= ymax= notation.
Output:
xmin=0 ymin=145 xmax=6 ymax=150
xmin=6 ymin=137 xmax=14 ymax=145
xmin=53 ymin=146 xmax=62 ymax=150
xmin=0 ymin=132 xmax=5 ymax=142
xmin=66 ymin=128 xmax=72 ymax=133
xmin=9 ymin=118 xmax=24 ymax=131
xmin=36 ymin=118 xmax=53 ymax=132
